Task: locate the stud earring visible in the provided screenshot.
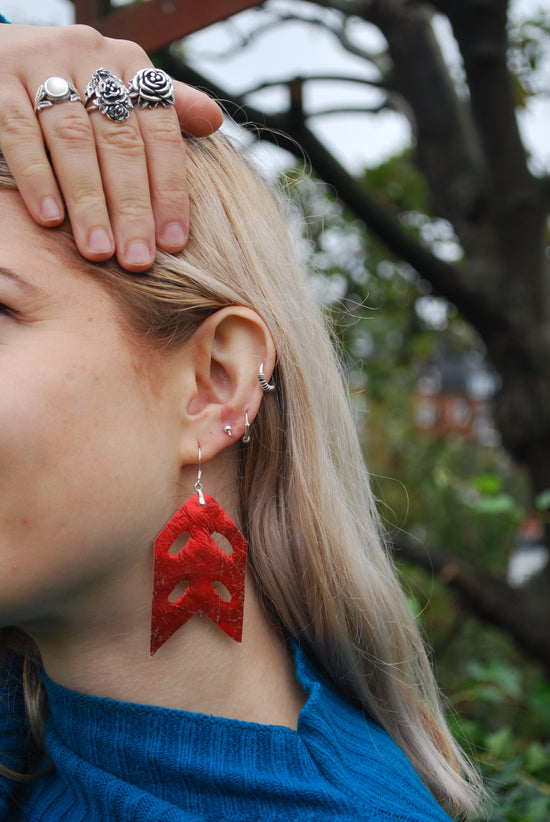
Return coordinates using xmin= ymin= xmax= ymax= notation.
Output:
xmin=242 ymin=412 xmax=251 ymax=444
xmin=150 ymin=447 xmax=248 ymax=655
xmin=224 ymin=425 xmax=233 ymax=437
xmin=258 ymin=363 xmax=275 ymax=392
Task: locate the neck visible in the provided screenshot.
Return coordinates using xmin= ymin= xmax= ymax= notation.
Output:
xmin=26 ymin=572 xmax=306 ymax=730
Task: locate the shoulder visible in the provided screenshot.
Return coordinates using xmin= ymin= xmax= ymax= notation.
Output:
xmin=294 ymin=646 xmax=453 ymax=821
xmin=0 ymin=652 xmax=29 ymax=814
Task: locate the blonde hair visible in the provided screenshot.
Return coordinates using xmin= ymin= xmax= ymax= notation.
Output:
xmin=0 ymin=135 xmax=482 ymax=816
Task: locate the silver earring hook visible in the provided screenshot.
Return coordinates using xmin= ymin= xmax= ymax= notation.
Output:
xmin=195 ymin=446 xmax=205 ymax=506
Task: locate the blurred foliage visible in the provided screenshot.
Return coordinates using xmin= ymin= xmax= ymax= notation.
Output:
xmin=450 ymin=652 xmax=550 ymax=821
xmin=279 ymin=139 xmax=550 ymax=818
xmin=507 ymin=8 xmax=550 ymax=105
xmin=403 ymin=562 xmax=550 ymax=819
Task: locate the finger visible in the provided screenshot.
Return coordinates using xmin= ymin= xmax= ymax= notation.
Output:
xmin=88 ymin=103 xmax=156 ymax=272
xmin=37 ymin=100 xmax=116 ymax=261
xmin=0 ymin=77 xmax=66 ymax=227
xmin=0 ymin=25 xmax=221 ymax=269
xmin=174 ymin=83 xmax=223 ymax=137
xmin=135 ymin=106 xmax=188 ymax=254
xmin=129 ymin=72 xmax=223 ymax=252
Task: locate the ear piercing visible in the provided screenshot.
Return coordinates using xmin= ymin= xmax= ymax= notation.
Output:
xmin=242 ymin=412 xmax=251 ymax=444
xmin=258 ymin=363 xmax=275 ymax=392
xmin=222 ymin=363 xmax=275 ymax=443
xmin=224 ymin=416 xmax=251 ymax=443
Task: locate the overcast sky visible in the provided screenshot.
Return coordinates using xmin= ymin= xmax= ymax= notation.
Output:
xmin=4 ymin=0 xmax=549 ymax=175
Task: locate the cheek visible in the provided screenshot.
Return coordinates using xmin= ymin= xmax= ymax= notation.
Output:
xmin=0 ymin=350 xmax=177 ymax=625
xmin=0 ymin=358 xmax=128 ymax=502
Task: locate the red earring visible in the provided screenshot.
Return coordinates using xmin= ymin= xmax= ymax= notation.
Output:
xmin=150 ymin=450 xmax=248 ymax=656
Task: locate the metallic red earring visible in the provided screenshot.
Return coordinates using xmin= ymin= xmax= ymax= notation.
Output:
xmin=150 ymin=449 xmax=248 ymax=656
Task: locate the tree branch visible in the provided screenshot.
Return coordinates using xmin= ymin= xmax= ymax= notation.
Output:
xmin=308 ymin=104 xmax=388 ymax=116
xmin=189 ymin=10 xmax=386 ymax=66
xmin=394 ymin=535 xmax=550 ymax=673
xmin=243 ymin=73 xmax=390 ymax=96
xmin=443 ymin=0 xmax=546 ymax=295
xmin=364 ymin=4 xmax=490 ymax=245
xmin=301 ymin=0 xmax=368 ymax=17
xmin=161 ymin=53 xmax=504 ymax=338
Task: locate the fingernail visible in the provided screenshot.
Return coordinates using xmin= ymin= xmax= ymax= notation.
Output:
xmin=41 ymin=196 xmax=63 ymax=222
xmin=88 ymin=228 xmax=113 ymax=255
xmin=161 ymin=222 xmax=186 ymax=249
xmin=126 ymin=241 xmax=153 ymax=267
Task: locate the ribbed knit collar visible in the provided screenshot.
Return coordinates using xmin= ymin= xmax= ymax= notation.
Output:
xmin=41 ymin=645 xmax=346 ymax=815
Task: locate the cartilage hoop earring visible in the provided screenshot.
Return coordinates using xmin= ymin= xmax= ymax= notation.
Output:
xmin=258 ymin=363 xmax=275 ymax=392
xmin=242 ymin=412 xmax=251 ymax=444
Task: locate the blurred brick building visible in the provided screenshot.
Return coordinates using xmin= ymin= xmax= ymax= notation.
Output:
xmin=414 ymin=352 xmax=500 ymax=446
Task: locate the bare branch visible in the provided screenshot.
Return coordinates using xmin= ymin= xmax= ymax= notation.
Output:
xmin=300 ymin=0 xmax=370 ymax=17
xmin=307 ymin=103 xmax=388 ymax=116
xmin=187 ymin=9 xmax=386 ymax=67
xmin=243 ymin=73 xmax=390 ymax=96
xmin=333 ymin=15 xmax=387 ymax=64
xmin=161 ymin=51 xmax=501 ymax=339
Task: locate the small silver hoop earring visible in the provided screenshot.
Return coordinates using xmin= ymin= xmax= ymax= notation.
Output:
xmin=258 ymin=363 xmax=275 ymax=392
xmin=242 ymin=412 xmax=251 ymax=444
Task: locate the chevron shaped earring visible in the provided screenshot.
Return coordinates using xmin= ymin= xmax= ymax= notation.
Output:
xmin=150 ymin=449 xmax=248 ymax=655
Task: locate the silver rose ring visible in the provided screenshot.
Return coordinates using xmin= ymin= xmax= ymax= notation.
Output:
xmin=34 ymin=77 xmax=82 ymax=112
xmin=85 ymin=68 xmax=133 ymax=123
xmin=128 ymin=68 xmax=175 ymax=109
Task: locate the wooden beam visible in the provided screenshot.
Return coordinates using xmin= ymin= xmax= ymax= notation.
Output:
xmin=73 ymin=0 xmax=264 ymax=52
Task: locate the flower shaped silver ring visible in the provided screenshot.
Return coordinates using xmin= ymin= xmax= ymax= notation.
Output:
xmin=128 ymin=68 xmax=175 ymax=109
xmin=34 ymin=77 xmax=82 ymax=112
xmin=85 ymin=68 xmax=133 ymax=123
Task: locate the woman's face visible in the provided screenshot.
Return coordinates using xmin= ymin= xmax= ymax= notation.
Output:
xmin=0 ymin=191 xmax=184 ymax=634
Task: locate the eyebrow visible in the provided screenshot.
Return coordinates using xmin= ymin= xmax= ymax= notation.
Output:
xmin=0 ymin=266 xmax=47 ymax=298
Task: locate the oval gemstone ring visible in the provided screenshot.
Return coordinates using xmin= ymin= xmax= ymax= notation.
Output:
xmin=34 ymin=77 xmax=82 ymax=112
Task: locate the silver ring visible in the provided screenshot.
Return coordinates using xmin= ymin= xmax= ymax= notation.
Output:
xmin=34 ymin=77 xmax=82 ymax=112
xmin=128 ymin=68 xmax=175 ymax=109
xmin=84 ymin=68 xmax=133 ymax=123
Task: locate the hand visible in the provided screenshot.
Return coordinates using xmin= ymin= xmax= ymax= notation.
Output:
xmin=0 ymin=24 xmax=223 ymax=271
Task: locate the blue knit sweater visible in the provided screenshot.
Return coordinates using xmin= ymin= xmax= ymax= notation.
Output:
xmin=1 ymin=646 xmax=453 ymax=821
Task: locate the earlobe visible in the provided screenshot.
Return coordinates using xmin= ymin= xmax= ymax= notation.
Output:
xmin=178 ymin=306 xmax=275 ymax=463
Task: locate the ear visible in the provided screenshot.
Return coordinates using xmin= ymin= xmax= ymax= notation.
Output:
xmin=178 ymin=306 xmax=275 ymax=464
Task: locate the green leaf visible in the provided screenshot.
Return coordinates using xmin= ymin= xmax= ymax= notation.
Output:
xmin=471 ymin=494 xmax=520 ymax=515
xmin=471 ymin=474 xmax=503 ymax=495
xmin=525 ymin=796 xmax=550 ymax=822
xmin=524 ymin=742 xmax=550 ymax=776
xmin=534 ymin=488 xmax=550 ymax=511
xmin=486 ymin=726 xmax=514 ymax=758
